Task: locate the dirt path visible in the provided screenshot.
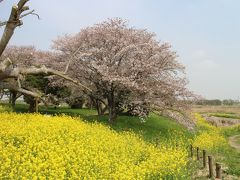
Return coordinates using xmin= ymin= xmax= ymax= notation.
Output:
xmin=229 ymin=135 xmax=240 ymax=150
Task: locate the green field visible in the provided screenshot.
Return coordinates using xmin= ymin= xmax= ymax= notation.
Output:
xmin=209 ymin=112 xmax=240 ymax=119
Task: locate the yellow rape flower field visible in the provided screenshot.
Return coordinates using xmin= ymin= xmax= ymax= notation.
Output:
xmin=0 ymin=112 xmax=190 ymax=179
xmin=193 ymin=113 xmax=228 ymax=151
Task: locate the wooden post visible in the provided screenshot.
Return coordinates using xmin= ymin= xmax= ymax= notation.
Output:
xmin=216 ymin=163 xmax=222 ymax=179
xmin=208 ymin=156 xmax=213 ymax=178
xmin=197 ymin=147 xmax=200 ymax=160
xmin=190 ymin=144 xmax=193 ymax=158
xmin=203 ymin=150 xmax=206 ymax=168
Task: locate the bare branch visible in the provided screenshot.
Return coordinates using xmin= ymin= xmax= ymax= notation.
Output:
xmin=20 ymin=10 xmax=40 ymax=20
xmin=19 ymin=66 xmax=91 ymax=91
xmin=0 ymin=9 xmax=39 ymax=27
xmin=0 ymin=82 xmax=41 ymax=99
xmin=17 ymin=77 xmax=22 ymax=88
xmin=20 ymin=6 xmax=29 ymax=13
xmin=0 ymin=21 xmax=7 ymax=27
xmin=17 ymin=0 xmax=29 ymax=10
xmin=64 ymin=46 xmax=81 ymax=73
xmin=0 ymin=0 xmax=37 ymax=56
xmin=0 ymin=61 xmax=91 ymax=92
xmin=17 ymin=88 xmax=41 ymax=98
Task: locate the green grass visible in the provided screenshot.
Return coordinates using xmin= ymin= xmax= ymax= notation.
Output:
xmin=218 ymin=144 xmax=240 ymax=176
xmin=219 ymin=126 xmax=240 ymax=176
xmin=1 ymin=103 xmax=192 ymax=143
xmin=237 ymin=136 xmax=240 ymax=144
xmin=209 ymin=113 xmax=240 ymax=119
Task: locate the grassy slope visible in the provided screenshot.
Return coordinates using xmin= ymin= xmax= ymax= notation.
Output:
xmin=8 ymin=103 xmax=191 ymax=143
xmin=237 ymin=136 xmax=240 ymax=144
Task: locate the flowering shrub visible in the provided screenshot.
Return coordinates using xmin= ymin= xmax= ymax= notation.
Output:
xmin=193 ymin=113 xmax=227 ymax=150
xmin=193 ymin=131 xmax=227 ymax=150
xmin=194 ymin=113 xmax=217 ymax=131
xmin=0 ymin=112 xmax=189 ymax=179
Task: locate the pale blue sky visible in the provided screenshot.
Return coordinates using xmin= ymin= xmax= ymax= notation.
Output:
xmin=1 ymin=0 xmax=240 ymax=99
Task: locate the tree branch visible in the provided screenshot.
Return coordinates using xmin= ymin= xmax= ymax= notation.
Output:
xmin=0 ymin=82 xmax=41 ymax=99
xmin=17 ymin=0 xmax=28 ymax=10
xmin=20 ymin=10 xmax=40 ymax=20
xmin=19 ymin=66 xmax=91 ymax=91
xmin=0 ymin=0 xmax=36 ymax=56
xmin=0 ymin=58 xmax=12 ymax=73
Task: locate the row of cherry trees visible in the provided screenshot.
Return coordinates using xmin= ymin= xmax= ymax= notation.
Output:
xmin=0 ymin=0 xmax=194 ymax=125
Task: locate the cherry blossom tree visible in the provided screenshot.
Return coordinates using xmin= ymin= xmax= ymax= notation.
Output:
xmin=53 ymin=18 xmax=193 ymax=123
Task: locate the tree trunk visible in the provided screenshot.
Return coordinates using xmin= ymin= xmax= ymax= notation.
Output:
xmin=107 ymin=93 xmax=117 ymax=123
xmin=108 ymin=105 xmax=117 ymax=123
xmin=28 ymin=101 xmax=36 ymax=112
xmin=9 ymin=91 xmax=16 ymax=107
xmin=9 ymin=92 xmax=12 ymax=104
xmin=96 ymin=100 xmax=101 ymax=115
xmin=28 ymin=98 xmax=39 ymax=113
xmin=0 ymin=0 xmax=31 ymax=57
xmin=0 ymin=6 xmax=19 ymax=56
xmin=88 ymin=97 xmax=94 ymax=109
xmin=10 ymin=91 xmax=17 ymax=108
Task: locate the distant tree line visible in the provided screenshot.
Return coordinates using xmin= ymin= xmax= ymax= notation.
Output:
xmin=192 ymin=99 xmax=240 ymax=106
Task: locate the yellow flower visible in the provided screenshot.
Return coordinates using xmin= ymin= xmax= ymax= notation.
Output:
xmin=0 ymin=111 xmax=189 ymax=179
xmin=193 ymin=113 xmax=227 ymax=150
